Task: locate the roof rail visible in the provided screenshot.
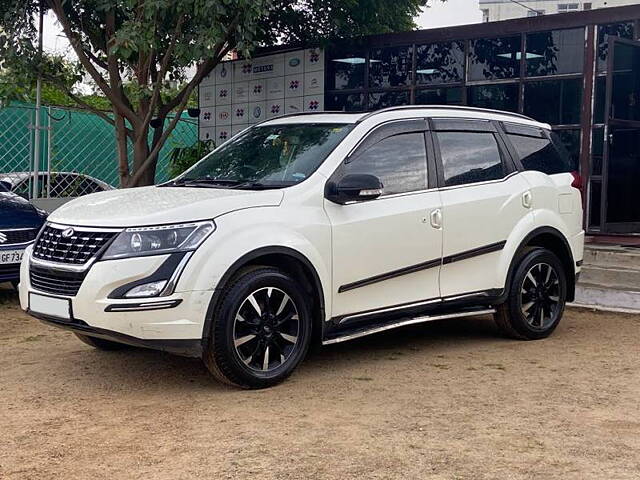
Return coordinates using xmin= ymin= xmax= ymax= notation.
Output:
xmin=356 ymin=105 xmax=535 ymax=123
xmin=254 ymin=105 xmax=535 ymax=127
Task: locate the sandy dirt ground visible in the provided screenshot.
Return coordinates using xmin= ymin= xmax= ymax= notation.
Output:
xmin=1 ymin=284 xmax=640 ymax=480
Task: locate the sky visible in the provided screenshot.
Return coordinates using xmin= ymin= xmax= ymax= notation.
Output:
xmin=417 ymin=0 xmax=483 ymax=29
xmin=42 ymin=1 xmax=484 ymax=59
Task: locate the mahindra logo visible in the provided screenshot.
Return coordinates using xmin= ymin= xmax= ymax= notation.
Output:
xmin=0 ymin=232 xmax=7 ymax=244
xmin=61 ymin=228 xmax=75 ymax=238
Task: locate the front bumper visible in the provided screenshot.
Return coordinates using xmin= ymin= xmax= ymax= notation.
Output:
xmin=20 ymin=247 xmax=214 ymax=353
xmin=29 ymin=311 xmax=202 ymax=357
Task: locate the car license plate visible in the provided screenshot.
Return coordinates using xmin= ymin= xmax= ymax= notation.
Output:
xmin=29 ymin=293 xmax=72 ymax=320
xmin=0 ymin=249 xmax=24 ymax=265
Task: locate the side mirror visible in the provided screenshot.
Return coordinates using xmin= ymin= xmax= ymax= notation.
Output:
xmin=325 ymin=174 xmax=384 ymax=204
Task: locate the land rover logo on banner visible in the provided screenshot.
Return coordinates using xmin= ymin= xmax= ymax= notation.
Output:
xmin=289 ymin=58 xmax=301 ymax=67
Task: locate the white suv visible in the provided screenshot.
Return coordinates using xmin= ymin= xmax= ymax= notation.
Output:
xmin=20 ymin=106 xmax=584 ymax=388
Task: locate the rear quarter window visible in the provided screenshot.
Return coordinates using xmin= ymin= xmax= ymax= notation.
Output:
xmin=504 ymin=123 xmax=572 ymax=175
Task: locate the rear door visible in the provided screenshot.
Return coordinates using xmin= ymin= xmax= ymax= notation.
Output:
xmin=431 ymin=118 xmax=534 ymax=298
xmin=325 ymin=119 xmax=443 ymax=318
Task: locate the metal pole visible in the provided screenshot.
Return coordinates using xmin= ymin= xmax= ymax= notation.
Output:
xmin=32 ymin=2 xmax=44 ymax=200
xmin=47 ymin=107 xmax=52 ymax=198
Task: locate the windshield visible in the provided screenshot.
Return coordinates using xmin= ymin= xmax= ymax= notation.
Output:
xmin=174 ymin=123 xmax=353 ymax=188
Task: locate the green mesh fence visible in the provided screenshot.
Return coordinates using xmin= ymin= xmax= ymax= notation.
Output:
xmin=0 ymin=102 xmax=198 ymax=194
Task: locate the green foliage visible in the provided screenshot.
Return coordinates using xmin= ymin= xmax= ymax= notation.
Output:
xmin=0 ymin=0 xmax=429 ymax=186
xmin=168 ymin=140 xmax=215 ymax=178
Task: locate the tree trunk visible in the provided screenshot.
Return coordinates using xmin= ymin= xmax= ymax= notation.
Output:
xmin=114 ymin=112 xmax=130 ymax=188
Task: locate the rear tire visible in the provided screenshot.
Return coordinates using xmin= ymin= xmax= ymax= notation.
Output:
xmin=495 ymin=248 xmax=567 ymax=340
xmin=74 ymin=333 xmax=128 ymax=350
xmin=203 ymin=267 xmax=312 ymax=389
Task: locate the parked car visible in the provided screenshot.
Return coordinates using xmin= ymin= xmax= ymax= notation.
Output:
xmin=0 ymin=172 xmax=114 ymax=199
xmin=0 ymin=182 xmax=47 ymax=287
xmin=19 ymin=106 xmax=584 ymax=389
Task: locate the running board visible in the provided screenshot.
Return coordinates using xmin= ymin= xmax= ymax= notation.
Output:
xmin=322 ymin=308 xmax=496 ymax=345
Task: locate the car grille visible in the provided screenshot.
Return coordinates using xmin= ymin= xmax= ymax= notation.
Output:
xmin=32 ymin=224 xmax=118 ymax=265
xmin=0 ymin=228 xmax=38 ymax=245
xmin=30 ymin=265 xmax=87 ymax=296
xmin=0 ymin=263 xmax=21 ymax=280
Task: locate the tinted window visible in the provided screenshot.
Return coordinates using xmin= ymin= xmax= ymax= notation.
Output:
xmin=415 ymin=41 xmax=465 ymax=85
xmin=368 ymin=90 xmax=410 ymax=110
xmin=327 ymin=48 xmax=366 ymax=90
xmin=436 ymin=131 xmax=505 ymax=187
xmin=507 ymin=129 xmax=572 ymax=174
xmin=526 ymin=28 xmax=585 ymax=77
xmin=369 ymin=46 xmax=413 ymax=88
xmin=468 ymin=36 xmax=521 ymax=81
xmin=597 ymin=23 xmax=634 ymax=72
xmin=523 ymin=78 xmax=582 ymax=125
xmin=344 ymin=132 xmax=427 ymax=195
xmin=326 ymin=93 xmax=366 ymax=112
xmin=467 ymin=83 xmax=519 ymax=113
xmin=415 ymin=87 xmax=463 ymax=105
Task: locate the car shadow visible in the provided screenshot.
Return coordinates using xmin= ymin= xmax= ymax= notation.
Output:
xmin=45 ymin=314 xmax=505 ymax=393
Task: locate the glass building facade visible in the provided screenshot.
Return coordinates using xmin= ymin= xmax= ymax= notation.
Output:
xmin=319 ymin=5 xmax=640 ymax=235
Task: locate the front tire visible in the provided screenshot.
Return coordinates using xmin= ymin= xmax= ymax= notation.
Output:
xmin=495 ymin=248 xmax=567 ymax=340
xmin=203 ymin=267 xmax=312 ymax=389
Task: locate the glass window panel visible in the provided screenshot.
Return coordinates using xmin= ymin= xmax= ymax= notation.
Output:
xmin=556 ymin=129 xmax=581 ymax=171
xmin=415 ymin=87 xmax=463 ymax=105
xmin=597 ymin=23 xmax=634 ymax=72
xmin=523 ymin=78 xmax=582 ymax=125
xmin=369 ymin=46 xmax=413 ymax=88
xmin=436 ymin=131 xmax=505 ymax=186
xmin=467 ymin=83 xmax=519 ymax=112
xmin=368 ymin=90 xmax=410 ymax=111
xmin=589 ymin=180 xmax=601 ymax=228
xmin=606 ymin=128 xmax=640 ymax=224
xmin=593 ymin=76 xmax=606 ymax=124
xmin=326 ymin=92 xmax=366 ymax=112
xmin=326 ymin=47 xmax=366 ymax=90
xmin=610 ymin=42 xmax=640 ymax=122
xmin=415 ymin=41 xmax=464 ymax=85
xmin=591 ymin=127 xmax=604 ymax=176
xmin=468 ymin=36 xmax=521 ymax=81
xmin=526 ymin=28 xmax=585 ymax=77
xmin=507 ymin=131 xmax=572 ymax=174
xmin=345 ymin=133 xmax=428 ymax=195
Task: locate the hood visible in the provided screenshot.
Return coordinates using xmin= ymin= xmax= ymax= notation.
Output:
xmin=0 ymin=192 xmax=47 ymax=228
xmin=48 ymin=185 xmax=284 ymax=227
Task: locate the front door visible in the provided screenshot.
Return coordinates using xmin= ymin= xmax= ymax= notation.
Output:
xmin=602 ymin=38 xmax=640 ymax=233
xmin=325 ymin=119 xmax=442 ymax=318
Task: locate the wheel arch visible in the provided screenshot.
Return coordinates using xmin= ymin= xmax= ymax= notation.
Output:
xmin=505 ymin=226 xmax=576 ymax=302
xmin=201 ymin=246 xmax=326 ymax=349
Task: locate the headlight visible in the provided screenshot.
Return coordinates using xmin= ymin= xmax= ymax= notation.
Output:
xmin=102 ymin=221 xmax=215 ymax=260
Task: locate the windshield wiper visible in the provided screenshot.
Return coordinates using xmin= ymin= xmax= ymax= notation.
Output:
xmin=164 ymin=177 xmax=243 ymax=188
xmin=233 ymin=181 xmax=292 ymax=190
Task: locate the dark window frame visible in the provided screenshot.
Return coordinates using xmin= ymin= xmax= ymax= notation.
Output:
xmin=330 ymin=118 xmax=435 ymax=197
xmin=429 ymin=118 xmax=517 ymax=189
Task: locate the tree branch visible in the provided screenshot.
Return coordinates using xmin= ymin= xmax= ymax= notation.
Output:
xmin=46 ymin=0 xmax=140 ymax=125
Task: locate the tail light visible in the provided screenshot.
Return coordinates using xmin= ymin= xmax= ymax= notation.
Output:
xmin=570 ymin=171 xmax=582 ymax=190
xmin=570 ymin=171 xmax=584 ymax=201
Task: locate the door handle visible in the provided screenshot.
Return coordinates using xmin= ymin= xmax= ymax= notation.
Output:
xmin=430 ymin=208 xmax=442 ymax=229
xmin=522 ymin=191 xmax=532 ymax=209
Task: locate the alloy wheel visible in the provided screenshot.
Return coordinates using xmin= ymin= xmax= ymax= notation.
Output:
xmin=519 ymin=262 xmax=561 ymax=330
xmin=232 ymin=287 xmax=300 ymax=372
